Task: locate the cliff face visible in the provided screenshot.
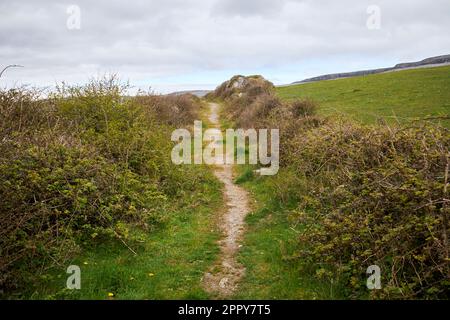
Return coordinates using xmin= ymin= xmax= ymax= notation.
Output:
xmin=292 ymin=54 xmax=450 ymax=84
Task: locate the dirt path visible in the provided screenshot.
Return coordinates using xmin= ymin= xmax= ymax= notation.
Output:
xmin=202 ymin=102 xmax=250 ymax=298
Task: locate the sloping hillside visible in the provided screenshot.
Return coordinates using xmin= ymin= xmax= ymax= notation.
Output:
xmin=277 ymin=65 xmax=450 ymax=127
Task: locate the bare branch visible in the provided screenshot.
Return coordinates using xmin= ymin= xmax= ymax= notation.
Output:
xmin=0 ymin=64 xmax=24 ymax=78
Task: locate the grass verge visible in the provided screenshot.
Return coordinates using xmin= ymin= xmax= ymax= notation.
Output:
xmin=232 ymin=165 xmax=345 ymax=300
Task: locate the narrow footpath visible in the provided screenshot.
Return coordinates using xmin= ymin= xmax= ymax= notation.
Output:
xmin=202 ymin=102 xmax=250 ymax=298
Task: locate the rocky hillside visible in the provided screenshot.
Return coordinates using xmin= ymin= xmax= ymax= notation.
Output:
xmin=291 ymin=54 xmax=450 ymax=84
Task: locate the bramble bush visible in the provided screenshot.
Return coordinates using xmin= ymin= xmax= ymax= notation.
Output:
xmin=285 ymin=122 xmax=449 ymax=299
xmin=0 ymin=77 xmax=213 ymax=294
xmin=133 ymin=92 xmax=200 ymax=127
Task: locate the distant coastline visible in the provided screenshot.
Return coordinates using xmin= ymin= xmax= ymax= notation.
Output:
xmin=168 ymin=89 xmax=211 ymax=97
xmin=287 ymin=54 xmax=450 ymax=85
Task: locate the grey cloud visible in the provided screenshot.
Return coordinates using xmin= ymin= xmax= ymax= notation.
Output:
xmin=0 ymin=0 xmax=449 ymax=92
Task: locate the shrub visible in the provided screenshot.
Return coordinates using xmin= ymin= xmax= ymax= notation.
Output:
xmin=289 ymin=99 xmax=317 ymax=118
xmin=134 ymin=93 xmax=199 ymax=127
xmin=237 ymin=94 xmax=282 ymax=128
xmin=285 ymin=122 xmax=450 ymax=299
xmin=209 ymin=75 xmax=282 ymax=129
xmin=0 ymin=78 xmax=211 ymax=295
xmin=208 ymin=75 xmax=274 ymax=101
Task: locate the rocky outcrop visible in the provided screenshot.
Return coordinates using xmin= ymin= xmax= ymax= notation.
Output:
xmin=209 ymin=75 xmax=274 ymax=100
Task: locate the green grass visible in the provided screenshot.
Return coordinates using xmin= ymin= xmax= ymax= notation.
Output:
xmin=232 ymin=165 xmax=345 ymax=300
xmin=276 ymin=65 xmax=450 ymax=127
xmin=24 ymin=171 xmax=223 ymax=300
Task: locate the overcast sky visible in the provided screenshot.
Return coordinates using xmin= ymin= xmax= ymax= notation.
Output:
xmin=1 ymin=0 xmax=449 ymax=93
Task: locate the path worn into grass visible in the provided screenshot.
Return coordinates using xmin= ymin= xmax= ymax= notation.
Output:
xmin=202 ymin=102 xmax=250 ymax=298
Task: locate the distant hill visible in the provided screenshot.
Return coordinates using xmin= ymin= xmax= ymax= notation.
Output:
xmin=169 ymin=90 xmax=211 ymax=97
xmin=290 ymin=54 xmax=450 ymax=85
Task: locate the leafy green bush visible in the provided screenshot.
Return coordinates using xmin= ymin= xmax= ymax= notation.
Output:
xmin=0 ymin=78 xmax=210 ymax=294
xmin=285 ymin=122 xmax=450 ymax=299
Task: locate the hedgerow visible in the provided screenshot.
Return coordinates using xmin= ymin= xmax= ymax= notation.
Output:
xmin=0 ymin=77 xmax=212 ymax=295
xmin=285 ymin=122 xmax=450 ymax=299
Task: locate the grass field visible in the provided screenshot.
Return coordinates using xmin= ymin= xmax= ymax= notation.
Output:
xmin=276 ymin=65 xmax=450 ymax=127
